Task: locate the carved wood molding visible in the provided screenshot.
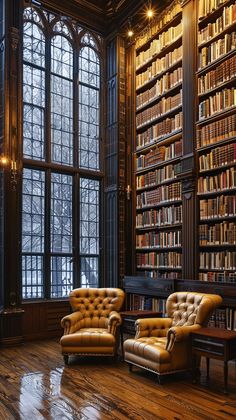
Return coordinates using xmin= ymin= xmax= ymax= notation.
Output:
xmin=10 ymin=27 xmax=19 ymax=51
xmin=182 ymin=177 xmax=196 ymax=198
xmin=179 ymin=0 xmax=192 ymax=7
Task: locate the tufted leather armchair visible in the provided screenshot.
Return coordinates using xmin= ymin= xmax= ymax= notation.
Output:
xmin=123 ymin=292 xmax=222 ymax=381
xmin=60 ymin=288 xmax=125 ymax=364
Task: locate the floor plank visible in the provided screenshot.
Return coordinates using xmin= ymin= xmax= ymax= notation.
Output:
xmin=0 ymin=339 xmax=235 ymax=419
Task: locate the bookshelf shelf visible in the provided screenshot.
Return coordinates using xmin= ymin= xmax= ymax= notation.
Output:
xmin=136 ymin=199 xmax=182 ymax=212
xmin=197 ymin=135 xmax=236 ymax=152
xmin=198 ymin=76 xmax=236 ymax=100
xmin=136 ymin=223 xmax=182 ymax=231
xmin=197 ymin=49 xmax=236 ymax=76
xmin=198 ymin=20 xmax=236 ymax=49
xmin=196 ymin=106 xmax=236 ymax=127
xmin=136 ymin=129 xmax=182 ymax=153
xmin=136 ymin=11 xmax=182 ymax=54
xmin=198 ymin=0 xmax=235 ymax=27
xmin=198 ymin=161 xmax=236 ymax=175
xmin=197 ymin=0 xmax=236 ymax=286
xmin=136 ymin=59 xmax=182 ymax=93
xmin=136 ymin=82 xmax=182 ymax=114
xmin=133 ymin=0 xmax=183 ymax=281
xmin=197 ymin=187 xmax=236 ymax=197
xmin=136 ymin=35 xmax=182 ymax=74
xmin=136 ymin=104 xmax=182 ymax=131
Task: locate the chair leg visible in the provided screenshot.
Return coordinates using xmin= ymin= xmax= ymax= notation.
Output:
xmin=128 ymin=363 xmax=133 ymax=372
xmin=63 ymin=355 xmax=69 ymax=365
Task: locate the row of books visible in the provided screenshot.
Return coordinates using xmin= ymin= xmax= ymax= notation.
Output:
xmin=207 ymin=308 xmax=235 ymax=329
xmin=136 ymin=46 xmax=182 ymax=89
xmin=136 ymin=230 xmax=182 ymax=249
xmin=199 ymin=271 xmax=236 ymax=282
xmin=128 ymin=294 xmax=167 ymax=313
xmin=199 ymin=251 xmax=236 ymax=269
xmin=198 ymin=55 xmax=236 ymax=95
xmin=196 ymin=113 xmax=236 ymax=148
xmin=137 ymin=251 xmax=182 ymax=268
xmin=199 ymin=143 xmax=236 ymax=172
xmin=199 ymin=221 xmax=236 ymax=245
xmin=136 ymin=22 xmax=182 ymax=69
xmin=198 ymin=32 xmax=236 ymax=69
xmin=136 ymin=141 xmax=182 ymax=170
xmin=136 ymin=164 xmax=177 ymax=189
xmin=136 ymin=183 xmax=182 ymax=209
xmin=199 ymin=87 xmax=236 ymax=120
xmin=137 ymin=67 xmax=182 ymax=110
xmin=136 ymin=205 xmax=182 ymax=228
xmin=136 ymin=270 xmax=181 ymax=279
xmin=198 ymin=2 xmax=236 ymax=45
xmin=136 ymin=90 xmax=182 ymax=128
xmin=198 ymin=0 xmax=229 ymax=21
xmin=198 ymin=167 xmax=236 ymax=193
xmin=199 ymin=194 xmax=236 ymax=219
xmin=136 ymin=113 xmax=182 ymax=149
xmin=135 ymin=2 xmax=182 ymax=50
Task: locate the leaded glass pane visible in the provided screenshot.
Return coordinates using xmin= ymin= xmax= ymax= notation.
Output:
xmin=80 ymin=178 xmax=99 ymax=254
xmin=51 ymin=256 xmax=73 ymax=298
xmin=23 ymin=8 xmax=42 ymax=24
xmin=23 ymin=22 xmax=45 ymax=67
xmin=81 ymin=33 xmax=97 ymax=48
xmin=53 ymin=21 xmax=71 ymax=38
xmin=51 ymin=36 xmax=73 ymax=166
xmin=79 ymin=46 xmax=100 ymax=88
xmin=22 ymin=168 xmax=45 ymax=253
xmin=51 ymin=173 xmax=72 ymax=253
xmin=23 ymin=65 xmax=45 ymax=107
xmin=23 ymin=105 xmax=44 ymax=160
xmin=22 ymin=255 xmax=44 ymax=299
xmin=78 ymin=47 xmax=100 ymax=171
xmin=51 ymin=35 xmax=73 ymax=79
xmin=80 ymin=257 xmax=98 ymax=288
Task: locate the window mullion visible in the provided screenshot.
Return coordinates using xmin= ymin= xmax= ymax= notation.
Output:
xmin=44 ymin=34 xmax=51 ymax=299
xmin=44 ymin=168 xmax=51 ymax=299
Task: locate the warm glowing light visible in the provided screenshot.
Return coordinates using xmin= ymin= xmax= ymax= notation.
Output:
xmin=0 ymin=155 xmax=9 ymax=166
xmin=128 ymin=29 xmax=134 ymax=37
xmin=147 ymin=9 xmax=153 ymax=18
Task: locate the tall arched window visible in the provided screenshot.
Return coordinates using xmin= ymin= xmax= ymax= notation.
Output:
xmin=21 ymin=8 xmax=103 ymax=299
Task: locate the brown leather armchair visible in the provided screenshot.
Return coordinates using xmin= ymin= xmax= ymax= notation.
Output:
xmin=60 ymin=287 xmax=125 ymax=364
xmin=123 ymin=292 xmax=222 ymax=381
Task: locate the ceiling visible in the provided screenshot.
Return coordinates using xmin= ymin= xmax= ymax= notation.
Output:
xmin=41 ymin=0 xmax=169 ymax=35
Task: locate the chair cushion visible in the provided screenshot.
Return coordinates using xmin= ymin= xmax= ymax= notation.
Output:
xmin=60 ymin=328 xmax=115 ymax=347
xmin=124 ymin=337 xmax=171 ymax=363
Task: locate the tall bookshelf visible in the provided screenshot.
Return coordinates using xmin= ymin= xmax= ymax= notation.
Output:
xmin=134 ymin=1 xmax=183 ymax=280
xmin=196 ymin=0 xmax=236 ymax=284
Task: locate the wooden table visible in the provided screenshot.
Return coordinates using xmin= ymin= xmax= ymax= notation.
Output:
xmin=191 ymin=328 xmax=236 ymax=394
xmin=119 ymin=310 xmax=162 ymax=359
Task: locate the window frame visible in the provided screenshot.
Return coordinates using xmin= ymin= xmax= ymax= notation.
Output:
xmin=21 ymin=6 xmax=104 ymax=301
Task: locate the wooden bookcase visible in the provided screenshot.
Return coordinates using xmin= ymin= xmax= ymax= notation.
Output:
xmin=134 ymin=1 xmax=183 ymax=280
xmin=196 ymin=0 xmax=236 ymax=283
xmin=125 ymin=0 xmax=236 ymax=326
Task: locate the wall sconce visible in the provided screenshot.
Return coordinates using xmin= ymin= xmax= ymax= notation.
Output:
xmin=126 ymin=184 xmax=132 ymax=200
xmin=0 ymin=154 xmax=9 ymax=167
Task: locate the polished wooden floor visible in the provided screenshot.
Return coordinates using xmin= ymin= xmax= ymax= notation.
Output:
xmin=0 ymin=339 xmax=236 ymax=419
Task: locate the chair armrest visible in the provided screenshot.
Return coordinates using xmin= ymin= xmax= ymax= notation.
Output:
xmin=108 ymin=311 xmax=122 ymax=335
xmin=135 ymin=317 xmax=173 ymax=338
xmin=166 ymin=324 xmax=202 ymax=352
xmin=61 ymin=312 xmax=83 ymax=335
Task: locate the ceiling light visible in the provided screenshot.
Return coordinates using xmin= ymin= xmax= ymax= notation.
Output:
xmin=147 ymin=9 xmax=153 ymax=18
